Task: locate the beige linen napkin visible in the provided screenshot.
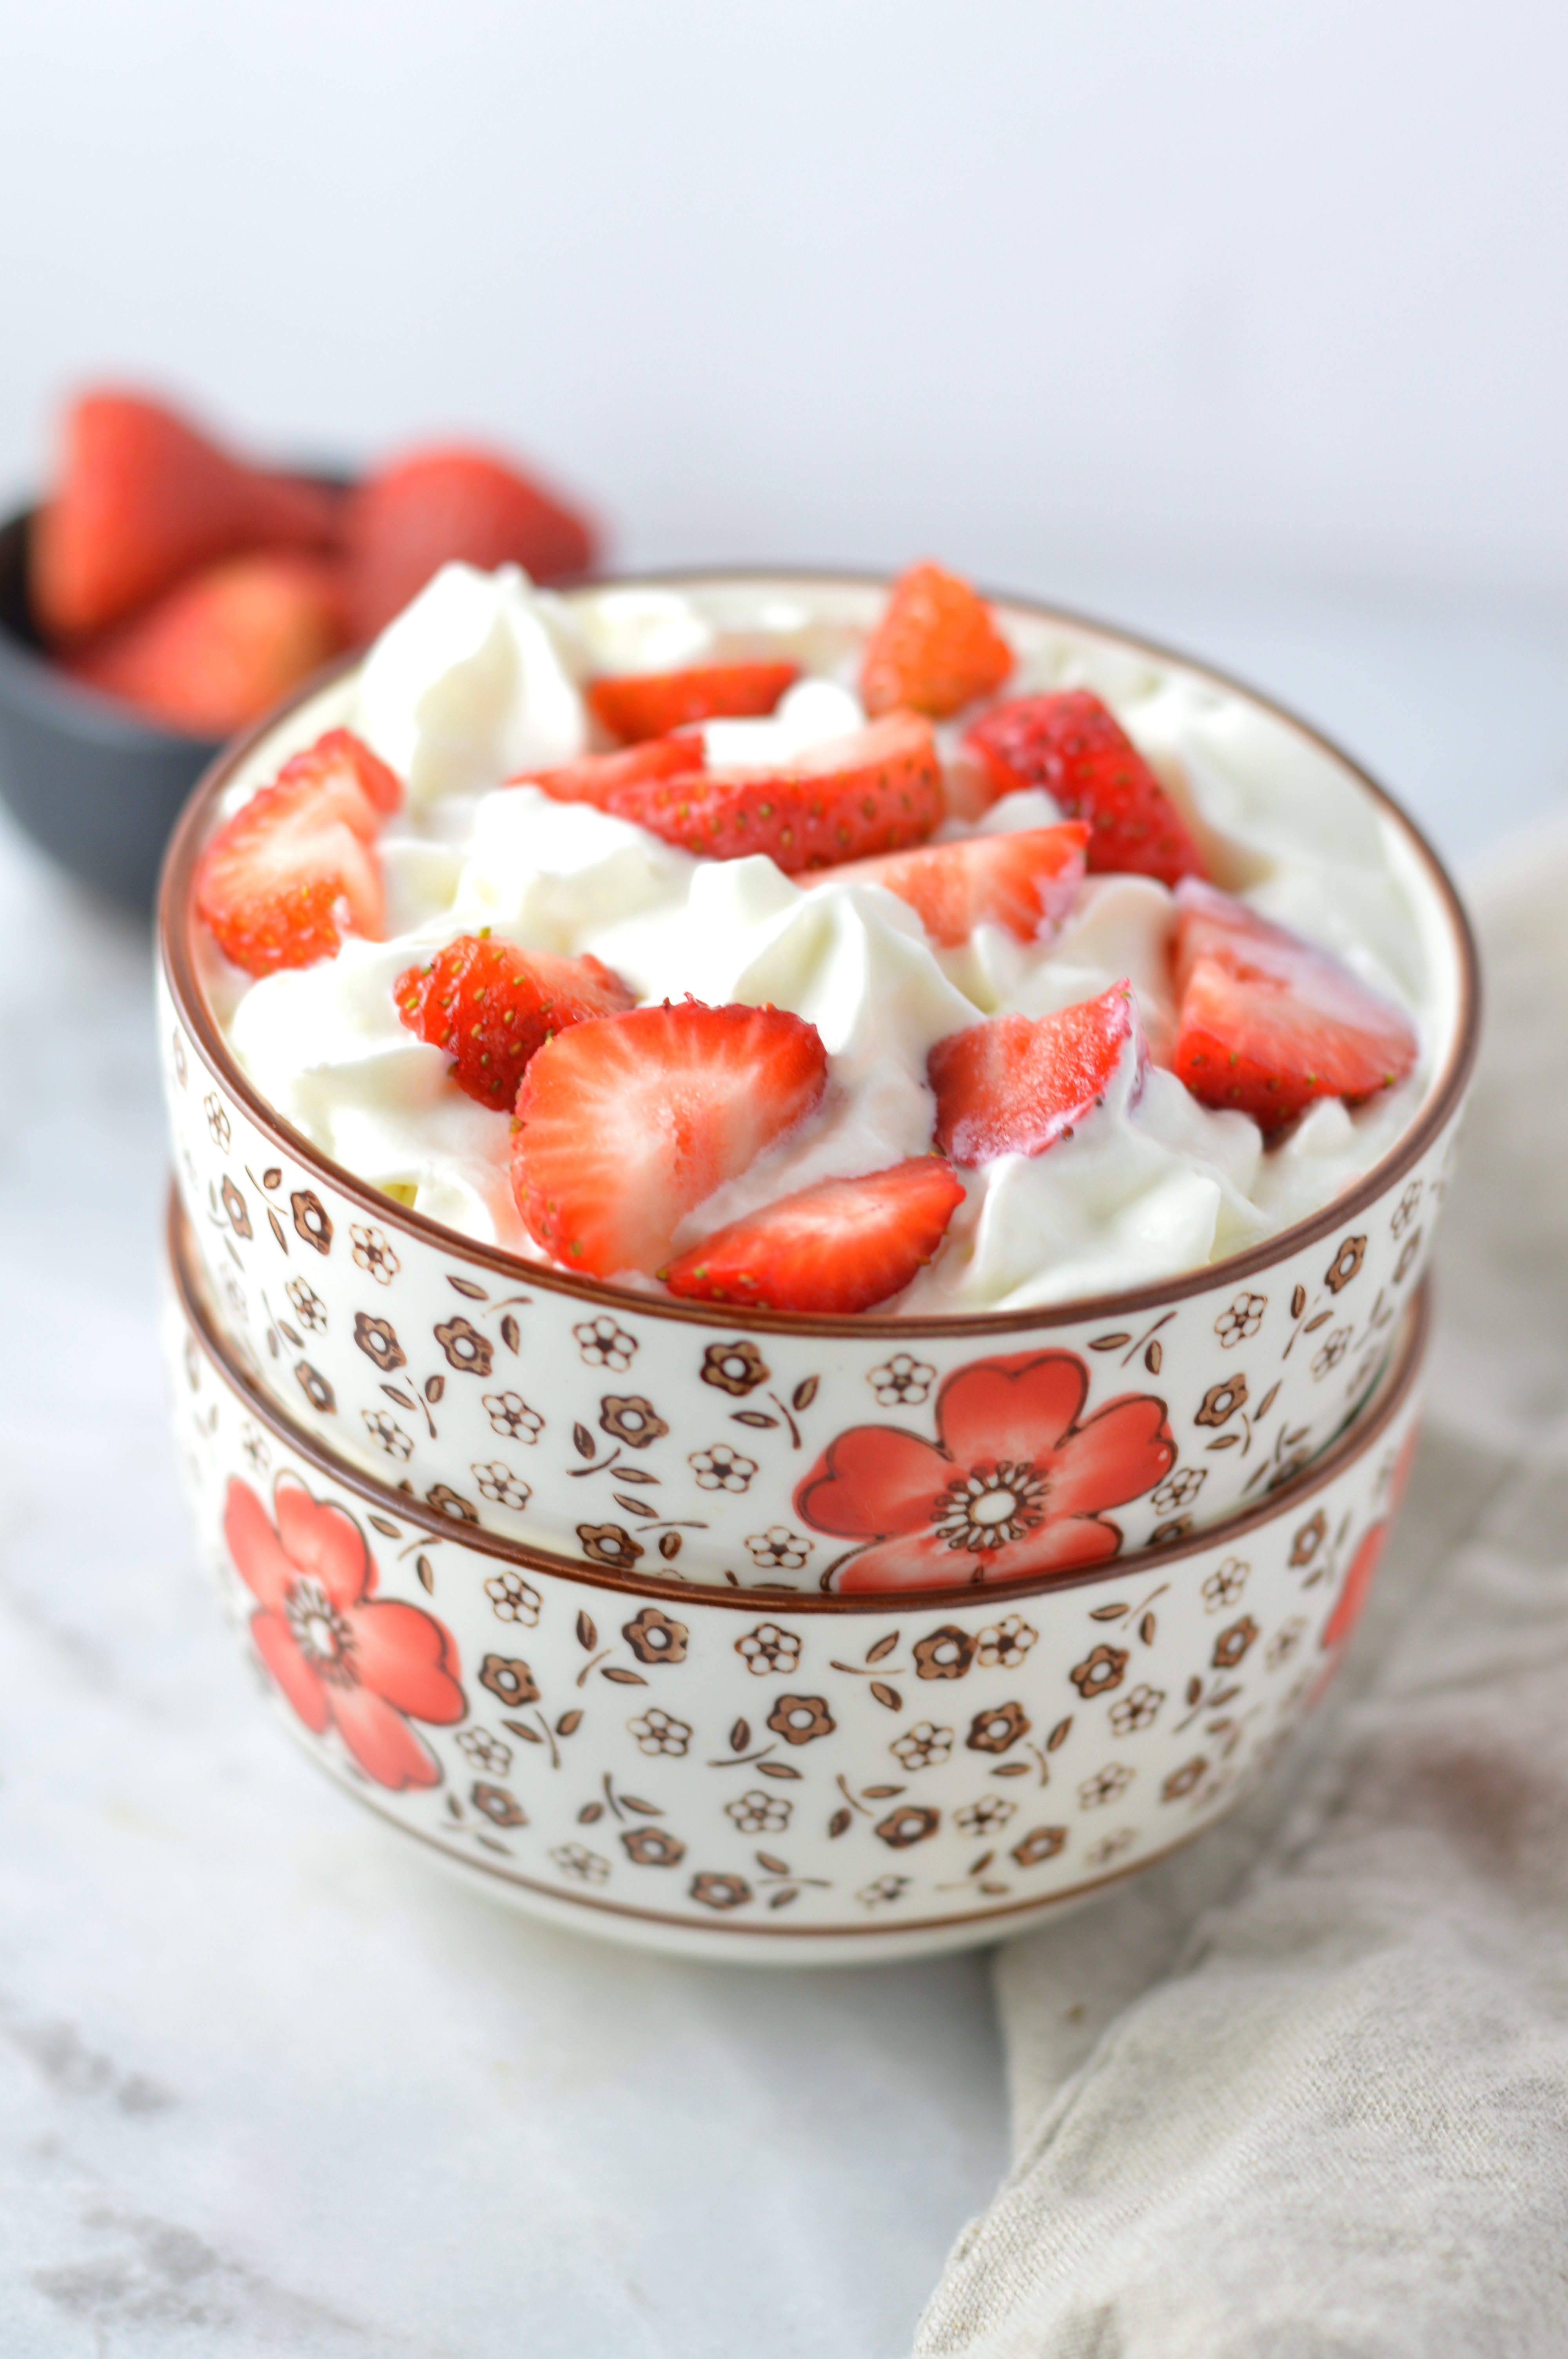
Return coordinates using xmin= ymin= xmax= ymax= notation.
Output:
xmin=916 ymin=815 xmax=1568 ymax=2358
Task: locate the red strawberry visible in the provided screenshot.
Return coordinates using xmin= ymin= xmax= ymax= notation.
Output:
xmin=343 ymin=445 xmax=600 ymax=641
xmin=586 ymin=662 xmax=799 ymax=744
xmin=811 ymin=822 xmax=1088 ymax=947
xmin=664 ymin=1158 xmax=966 ymax=1314
xmin=508 ymin=734 xmax=705 ymax=811
xmin=928 ymin=982 xmax=1139 ymax=1165
xmin=605 ymin=713 xmax=942 ymax=874
xmin=65 ymin=551 xmax=349 ymax=736
xmin=1172 ymin=880 xmax=1418 ymax=1130
xmin=511 ymin=1000 xmax=828 ymax=1277
xmin=195 ymin=728 xmax=402 ymax=977
xmin=394 ymin=934 xmax=635 ymax=1111
xmin=964 ymin=691 xmax=1206 ymax=887
xmin=860 ymin=562 xmax=1014 ymax=720
xmin=32 ymin=390 xmax=338 ymax=643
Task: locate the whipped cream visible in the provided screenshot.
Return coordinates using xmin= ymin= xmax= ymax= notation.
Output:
xmin=208 ymin=565 xmax=1457 ymax=1314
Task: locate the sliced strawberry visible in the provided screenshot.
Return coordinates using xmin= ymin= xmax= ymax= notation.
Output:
xmin=812 ymin=822 xmax=1088 ymax=947
xmin=605 ymin=713 xmax=942 ymax=874
xmin=195 ymin=728 xmax=403 ymax=977
xmin=860 ymin=562 xmax=1014 ymax=720
xmin=664 ymin=1159 xmax=965 ymax=1314
xmin=511 ymin=1000 xmax=828 ymax=1277
xmin=1172 ymin=880 xmax=1418 ymax=1130
xmin=586 ymin=662 xmax=799 ymax=744
xmin=508 ymin=734 xmax=705 ymax=811
xmin=964 ymin=691 xmax=1206 ymax=887
xmin=32 ymin=390 xmax=338 ymax=643
xmin=343 ymin=445 xmax=600 ymax=641
xmin=394 ymin=934 xmax=635 ymax=1111
xmin=928 ymin=981 xmax=1138 ymax=1165
xmin=65 ymin=551 xmax=349 ymax=736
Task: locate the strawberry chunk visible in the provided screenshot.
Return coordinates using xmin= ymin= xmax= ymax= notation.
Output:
xmin=65 ymin=551 xmax=349 ymax=736
xmin=508 ymin=735 xmax=705 ymax=811
xmin=395 ymin=934 xmax=635 ymax=1111
xmin=33 ymin=390 xmax=338 ymax=643
xmin=929 ymin=982 xmax=1139 ymax=1165
xmin=664 ymin=1159 xmax=966 ymax=1314
xmin=344 ymin=445 xmax=600 ymax=641
xmin=194 ymin=728 xmax=402 ymax=977
xmin=586 ymin=662 xmax=799 ymax=744
xmin=860 ymin=562 xmax=1014 ymax=720
xmin=964 ymin=691 xmax=1206 ymax=887
xmin=605 ymin=713 xmax=942 ymax=874
xmin=812 ymin=822 xmax=1088 ymax=947
xmin=511 ymin=1000 xmax=828 ymax=1278
xmin=1172 ymin=880 xmax=1418 ymax=1130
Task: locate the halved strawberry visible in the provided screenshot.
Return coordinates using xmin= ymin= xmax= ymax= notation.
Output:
xmin=395 ymin=934 xmax=635 ymax=1110
xmin=928 ymin=981 xmax=1138 ymax=1165
xmin=586 ymin=662 xmax=799 ymax=744
xmin=508 ymin=734 xmax=706 ymax=811
xmin=511 ymin=999 xmax=828 ymax=1278
xmin=811 ymin=822 xmax=1088 ymax=947
xmin=194 ymin=728 xmax=402 ymax=977
xmin=1172 ymin=880 xmax=1418 ymax=1130
xmin=605 ymin=712 xmax=942 ymax=874
xmin=964 ymin=691 xmax=1205 ymax=887
xmin=860 ymin=562 xmax=1014 ymax=720
xmin=664 ymin=1158 xmax=965 ymax=1314
xmin=344 ymin=445 xmax=600 ymax=641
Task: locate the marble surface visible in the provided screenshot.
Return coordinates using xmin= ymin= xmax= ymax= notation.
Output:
xmin=0 ymin=580 xmax=1561 ymax=2357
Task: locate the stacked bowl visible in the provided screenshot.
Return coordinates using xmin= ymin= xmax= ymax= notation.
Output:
xmin=158 ymin=574 xmax=1477 ymax=1962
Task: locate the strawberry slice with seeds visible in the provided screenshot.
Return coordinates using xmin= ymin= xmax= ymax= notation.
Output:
xmin=860 ymin=562 xmax=1014 ymax=719
xmin=812 ymin=821 xmax=1088 ymax=946
xmin=1172 ymin=880 xmax=1418 ymax=1130
xmin=586 ymin=662 xmax=799 ymax=744
xmin=664 ymin=1158 xmax=966 ymax=1314
xmin=508 ymin=734 xmax=706 ymax=811
xmin=395 ymin=934 xmax=635 ymax=1111
xmin=929 ymin=982 xmax=1139 ymax=1165
xmin=195 ymin=728 xmax=402 ymax=977
xmin=964 ymin=691 xmax=1206 ymax=887
xmin=605 ymin=712 xmax=942 ymax=874
xmin=511 ymin=999 xmax=829 ymax=1277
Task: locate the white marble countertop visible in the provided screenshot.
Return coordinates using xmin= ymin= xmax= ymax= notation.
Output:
xmin=0 ymin=579 xmax=1561 ymax=2356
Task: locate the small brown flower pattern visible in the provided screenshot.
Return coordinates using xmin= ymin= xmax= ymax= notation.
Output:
xmin=221 ymin=1177 xmax=252 ymax=1239
xmin=690 ymin=1444 xmax=757 ymax=1494
xmin=766 ymin=1694 xmax=835 ymax=1746
xmin=628 ymin=1708 xmax=692 ymax=1757
xmin=350 ymin=1224 xmax=400 ymax=1284
xmin=1325 ymin=1234 xmax=1367 ymax=1293
xmin=1290 ymin=1509 xmax=1327 ymax=1567
xmin=858 ymin=1875 xmax=911 ymax=1907
xmin=1071 ymin=1643 xmax=1129 ymax=1700
xmin=1215 ymin=1292 xmax=1266 ymax=1347
xmin=1078 ymin=1763 xmax=1134 ymax=1810
xmin=291 ymin=1190 xmax=332 ymax=1254
xmin=484 ymin=1571 xmax=541 ymax=1625
xmin=361 ymin=1409 xmax=412 ymax=1461
xmin=913 ymin=1627 xmax=976 ymax=1681
xmin=1203 ymin=1556 xmax=1249 ymax=1610
xmin=690 ymin=1871 xmax=751 ymax=1910
xmin=171 ymin=1030 xmax=187 ymax=1088
xmin=458 ymin=1728 xmax=512 ymax=1774
xmin=1151 ymin=1467 xmax=1207 ymax=1515
xmin=204 ymin=1094 xmax=230 ymax=1150
xmin=483 ymin=1392 xmax=543 ymax=1444
xmin=1390 ymin=1181 xmax=1422 ymax=1239
xmin=701 ymin=1340 xmax=769 ymax=1396
xmin=955 ymin=1795 xmax=1016 ymax=1836
xmin=434 ymin=1317 xmax=492 ymax=1377
xmin=1108 ymin=1685 xmax=1164 ymax=1737
xmin=574 ymin=1316 xmax=638 ymax=1372
xmin=622 ymin=1607 xmax=689 ymax=1666
xmin=353 ymin=1312 xmax=405 ymax=1372
xmin=472 ymin=1783 xmax=526 ymax=1828
xmin=285 ymin=1278 xmax=326 ymax=1332
xmin=473 ymin=1462 xmax=531 ymax=1510
xmin=599 ymin=1395 xmax=668 ymax=1449
xmin=891 ymin=1721 xmax=955 ymax=1771
xmin=427 ymin=1484 xmax=479 ymax=1524
xmin=294 ymin=1361 xmax=335 ymax=1415
xmin=1212 ymin=1616 xmax=1259 ymax=1670
xmin=1012 ymin=1826 xmax=1068 ymax=1867
xmin=622 ymin=1828 xmax=686 ymax=1868
xmin=735 ymin=1623 xmax=801 ymax=1677
xmin=1395 ymin=1230 xmax=1422 ymax=1284
xmin=1085 ymin=1828 xmax=1136 ymax=1869
xmin=1162 ymin=1757 xmax=1209 ymax=1803
xmin=551 ymin=1843 xmax=609 ymax=1885
xmin=726 ymin=1790 xmax=791 ymax=1834
xmin=875 ymin=1805 xmax=940 ymax=1850
xmin=867 ymin=1352 xmax=936 ymax=1407
xmin=967 ymin=1702 xmax=1031 ymax=1755
xmin=746 ymin=1526 xmax=812 ymax=1572
xmin=479 ymin=1654 xmax=539 ymax=1709
xmin=1196 ymin=1376 xmax=1248 ymax=1428
xmin=577 ymin=1522 xmax=644 ymax=1570
xmin=1311 ymin=1329 xmax=1351 ymax=1381
xmin=976 ymin=1616 xmax=1038 ymax=1669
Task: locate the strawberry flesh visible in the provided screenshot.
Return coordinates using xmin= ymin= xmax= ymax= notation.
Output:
xmin=586 ymin=662 xmax=799 ymax=744
xmin=813 ymin=821 xmax=1088 ymax=946
xmin=345 ymin=445 xmax=600 ymax=641
xmin=195 ymin=728 xmax=402 ymax=977
xmin=664 ymin=1158 xmax=966 ymax=1314
xmin=1172 ymin=880 xmax=1418 ymax=1130
xmin=964 ymin=691 xmax=1206 ymax=887
xmin=508 ymin=734 xmax=705 ymax=811
xmin=511 ymin=999 xmax=828 ymax=1278
xmin=605 ymin=713 xmax=942 ymax=874
xmin=860 ymin=562 xmax=1013 ymax=720
xmin=929 ymin=982 xmax=1139 ymax=1165
xmin=396 ymin=934 xmax=636 ymax=1111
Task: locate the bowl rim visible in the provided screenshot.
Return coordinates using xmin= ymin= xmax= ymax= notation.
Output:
xmin=170 ymin=1184 xmax=1430 ymax=1617
xmin=159 ymin=565 xmax=1480 ymax=1340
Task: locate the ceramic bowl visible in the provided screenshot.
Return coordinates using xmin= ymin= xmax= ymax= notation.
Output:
xmin=158 ymin=574 xmax=1475 ymax=1593
xmin=166 ymin=1187 xmax=1429 ymax=1964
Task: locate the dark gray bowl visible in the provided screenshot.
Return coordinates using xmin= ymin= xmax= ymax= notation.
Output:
xmin=0 ymin=505 xmax=225 ymax=914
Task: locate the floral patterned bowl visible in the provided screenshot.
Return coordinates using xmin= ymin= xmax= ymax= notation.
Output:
xmin=158 ymin=575 xmax=1477 ymax=1595
xmin=165 ymin=1187 xmax=1429 ymax=1964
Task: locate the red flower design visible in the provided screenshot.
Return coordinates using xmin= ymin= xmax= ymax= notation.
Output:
xmin=796 ymin=1349 xmax=1175 ymax=1594
xmin=1321 ymin=1520 xmax=1389 ymax=1654
xmin=223 ymin=1476 xmax=465 ymax=1789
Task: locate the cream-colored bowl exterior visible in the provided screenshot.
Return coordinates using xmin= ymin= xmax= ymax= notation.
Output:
xmin=165 ymin=1193 xmax=1429 ymax=1965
